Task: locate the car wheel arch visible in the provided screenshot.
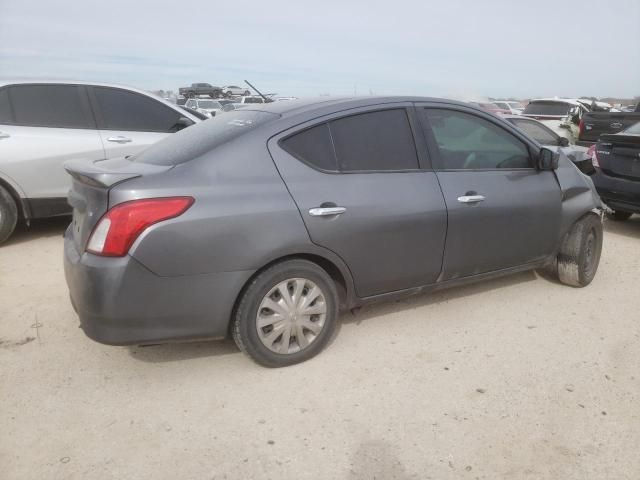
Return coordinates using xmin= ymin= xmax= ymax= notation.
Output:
xmin=0 ymin=175 xmax=29 ymax=220
xmin=229 ymin=251 xmax=356 ymax=336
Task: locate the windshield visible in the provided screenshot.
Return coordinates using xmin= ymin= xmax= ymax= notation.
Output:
xmin=507 ymin=102 xmax=524 ymax=109
xmin=523 ymin=101 xmax=572 ymax=116
xmin=133 ymin=110 xmax=279 ymax=165
xmin=197 ymin=100 xmax=219 ymax=109
xmin=623 ymin=121 xmax=640 ymax=135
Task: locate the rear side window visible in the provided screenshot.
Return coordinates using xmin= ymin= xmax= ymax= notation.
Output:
xmin=133 ymin=110 xmax=278 ymax=165
xmin=0 ymin=88 xmax=12 ymax=123
xmin=94 ymin=87 xmax=183 ymax=132
xmin=281 ymin=124 xmax=337 ymax=171
xmin=330 ymin=109 xmax=419 ymax=171
xmin=7 ymin=84 xmax=94 ymax=129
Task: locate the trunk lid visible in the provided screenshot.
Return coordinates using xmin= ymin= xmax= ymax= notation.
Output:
xmin=596 ymin=134 xmax=640 ymax=180
xmin=64 ymin=157 xmax=172 ymax=251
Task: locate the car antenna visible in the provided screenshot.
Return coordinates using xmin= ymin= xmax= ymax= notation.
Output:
xmin=244 ymin=80 xmax=273 ymax=103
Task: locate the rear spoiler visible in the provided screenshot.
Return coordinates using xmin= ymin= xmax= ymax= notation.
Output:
xmin=64 ymin=157 xmax=172 ymax=188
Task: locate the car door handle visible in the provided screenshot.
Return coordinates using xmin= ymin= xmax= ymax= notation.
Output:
xmin=107 ymin=136 xmax=133 ymax=143
xmin=457 ymin=195 xmax=485 ymax=204
xmin=309 ymin=206 xmax=346 ymax=216
xmin=0 ymin=131 xmax=10 ymax=139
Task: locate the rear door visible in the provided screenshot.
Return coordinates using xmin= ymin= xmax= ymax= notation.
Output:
xmin=269 ymin=105 xmax=447 ymax=298
xmin=89 ymin=86 xmax=190 ymax=159
xmin=0 ymin=84 xmax=104 ymax=206
xmin=417 ymin=104 xmax=562 ymax=280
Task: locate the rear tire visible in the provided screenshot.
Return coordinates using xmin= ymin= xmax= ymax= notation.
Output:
xmin=608 ymin=210 xmax=632 ymax=221
xmin=232 ymin=259 xmax=339 ymax=367
xmin=0 ymin=185 xmax=18 ymax=245
xmin=556 ymin=214 xmax=603 ymax=287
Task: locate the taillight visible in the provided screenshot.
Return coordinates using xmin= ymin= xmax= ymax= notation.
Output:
xmin=86 ymin=197 xmax=194 ymax=257
xmin=587 ymin=144 xmax=599 ymax=168
xmin=579 ymin=119 xmax=585 ymax=137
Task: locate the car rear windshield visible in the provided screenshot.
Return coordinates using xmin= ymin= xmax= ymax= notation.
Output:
xmin=523 ymin=102 xmax=572 ymax=116
xmin=132 ymin=110 xmax=279 ymax=165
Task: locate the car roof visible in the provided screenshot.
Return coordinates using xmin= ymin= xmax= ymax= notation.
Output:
xmin=241 ymin=96 xmax=478 ymax=118
xmin=529 ymin=98 xmax=582 ymax=106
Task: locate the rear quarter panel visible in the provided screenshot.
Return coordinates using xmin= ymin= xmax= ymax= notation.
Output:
xmin=110 ymin=132 xmax=317 ymax=278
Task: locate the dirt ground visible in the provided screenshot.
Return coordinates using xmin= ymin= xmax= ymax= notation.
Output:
xmin=1 ymin=216 xmax=639 ymax=480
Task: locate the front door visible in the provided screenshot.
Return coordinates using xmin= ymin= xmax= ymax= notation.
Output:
xmin=269 ymin=106 xmax=447 ymax=298
xmin=417 ymin=105 xmax=562 ymax=280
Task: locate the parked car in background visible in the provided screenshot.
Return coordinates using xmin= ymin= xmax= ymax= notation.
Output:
xmin=64 ymin=96 xmax=603 ymax=367
xmin=469 ymin=102 xmax=509 ymax=116
xmin=0 ymin=81 xmax=201 ymax=244
xmin=577 ymin=103 xmax=640 ymax=146
xmin=179 ymin=106 xmax=209 ymax=121
xmin=589 ymin=121 xmax=640 ymax=221
xmin=235 ymin=96 xmax=267 ymax=104
xmin=504 ymin=115 xmax=591 ymax=173
xmin=522 ymin=98 xmax=590 ymax=144
xmin=492 ymin=100 xmax=525 ymax=115
xmin=222 ymin=85 xmax=251 ymax=97
xmin=184 ymin=98 xmax=235 ymax=117
xmin=178 ymin=83 xmax=223 ymax=98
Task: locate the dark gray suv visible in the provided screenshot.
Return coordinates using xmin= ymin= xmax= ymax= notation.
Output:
xmin=64 ymin=97 xmax=603 ymax=367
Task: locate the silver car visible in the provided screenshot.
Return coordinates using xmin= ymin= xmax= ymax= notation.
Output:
xmin=0 ymin=81 xmax=201 ymax=243
xmin=64 ymin=97 xmax=603 ymax=367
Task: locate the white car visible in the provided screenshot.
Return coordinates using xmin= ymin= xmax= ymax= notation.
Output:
xmin=234 ymin=96 xmax=266 ymax=104
xmin=0 ymin=80 xmax=201 ymax=243
xmin=184 ymin=98 xmax=235 ymax=117
xmin=222 ymin=85 xmax=251 ymax=97
xmin=492 ymin=100 xmax=525 ymax=115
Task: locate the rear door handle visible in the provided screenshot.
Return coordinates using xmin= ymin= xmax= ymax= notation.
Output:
xmin=107 ymin=136 xmax=132 ymax=143
xmin=457 ymin=195 xmax=485 ymax=204
xmin=309 ymin=206 xmax=346 ymax=217
xmin=0 ymin=131 xmax=10 ymax=139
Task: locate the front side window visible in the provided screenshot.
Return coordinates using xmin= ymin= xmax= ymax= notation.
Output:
xmin=7 ymin=84 xmax=94 ymax=129
xmin=330 ymin=109 xmax=419 ymax=171
xmin=511 ymin=119 xmax=558 ymax=145
xmin=424 ymin=108 xmax=531 ymax=170
xmin=94 ymin=87 xmax=183 ymax=132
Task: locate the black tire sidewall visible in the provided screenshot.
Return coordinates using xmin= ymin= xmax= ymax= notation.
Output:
xmin=576 ymin=215 xmax=603 ymax=286
xmin=235 ymin=260 xmax=338 ymax=367
xmin=0 ymin=186 xmax=18 ymax=244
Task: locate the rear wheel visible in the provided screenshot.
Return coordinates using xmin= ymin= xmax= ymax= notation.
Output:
xmin=608 ymin=210 xmax=632 ymax=221
xmin=0 ymin=185 xmax=18 ymax=245
xmin=556 ymin=214 xmax=603 ymax=287
xmin=232 ymin=259 xmax=339 ymax=367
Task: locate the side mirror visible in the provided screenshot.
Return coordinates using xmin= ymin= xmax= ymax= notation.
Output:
xmin=558 ymin=136 xmax=570 ymax=147
xmin=173 ymin=117 xmax=194 ymax=132
xmin=537 ymin=147 xmax=559 ymax=170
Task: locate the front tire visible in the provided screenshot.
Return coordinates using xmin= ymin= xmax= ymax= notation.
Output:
xmin=0 ymin=185 xmax=18 ymax=245
xmin=608 ymin=210 xmax=632 ymax=221
xmin=556 ymin=214 xmax=603 ymax=287
xmin=232 ymin=259 xmax=339 ymax=367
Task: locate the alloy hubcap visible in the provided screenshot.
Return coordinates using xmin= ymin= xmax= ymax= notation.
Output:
xmin=256 ymin=278 xmax=326 ymax=354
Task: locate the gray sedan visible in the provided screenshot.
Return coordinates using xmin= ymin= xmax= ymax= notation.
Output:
xmin=64 ymin=97 xmax=603 ymax=367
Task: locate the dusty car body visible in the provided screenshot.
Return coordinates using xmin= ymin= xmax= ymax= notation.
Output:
xmin=63 ymin=97 xmax=603 ymax=367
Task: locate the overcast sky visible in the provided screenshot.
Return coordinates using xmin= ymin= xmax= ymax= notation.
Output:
xmin=1 ymin=0 xmax=638 ymax=99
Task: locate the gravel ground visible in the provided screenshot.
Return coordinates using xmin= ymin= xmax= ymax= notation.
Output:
xmin=1 ymin=216 xmax=639 ymax=480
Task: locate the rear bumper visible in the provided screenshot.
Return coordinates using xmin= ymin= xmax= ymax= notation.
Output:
xmin=592 ymin=169 xmax=640 ymax=213
xmin=63 ymin=226 xmax=253 ymax=346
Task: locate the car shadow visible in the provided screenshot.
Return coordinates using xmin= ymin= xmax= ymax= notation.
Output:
xmin=4 ymin=216 xmax=70 ymax=247
xmin=604 ymin=215 xmax=640 ymax=240
xmin=342 ymin=270 xmax=539 ymax=326
xmin=128 ymin=338 xmax=240 ymax=364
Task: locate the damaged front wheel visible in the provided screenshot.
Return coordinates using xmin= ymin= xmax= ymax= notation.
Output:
xmin=555 ymin=214 xmax=603 ymax=287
